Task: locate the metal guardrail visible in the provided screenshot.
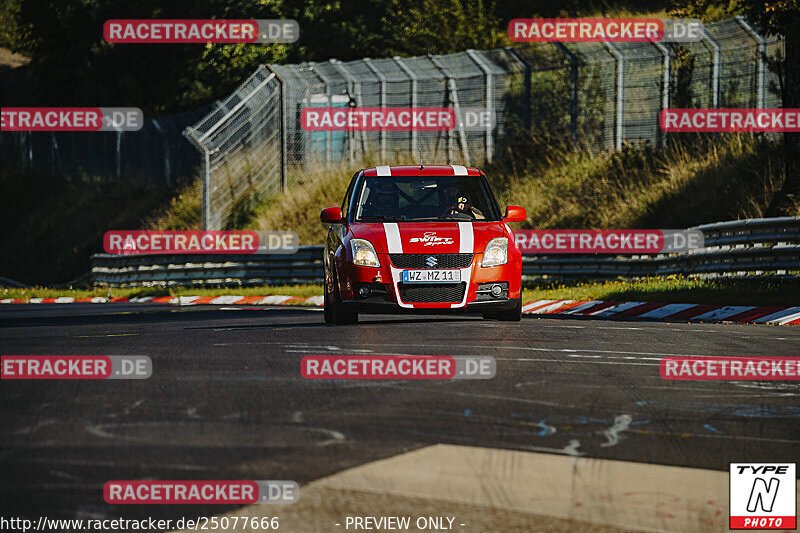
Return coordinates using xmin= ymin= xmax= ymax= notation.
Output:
xmin=91 ymin=246 xmax=324 ymax=287
xmin=90 ymin=218 xmax=800 ymax=287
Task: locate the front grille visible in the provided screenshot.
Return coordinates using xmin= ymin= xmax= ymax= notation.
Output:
xmin=398 ymin=283 xmax=466 ymax=303
xmin=390 ymin=253 xmax=473 ymax=269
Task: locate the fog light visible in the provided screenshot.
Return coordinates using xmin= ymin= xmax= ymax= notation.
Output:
xmin=358 ymin=286 xmax=372 ymax=298
xmin=490 ymin=284 xmax=504 ymax=297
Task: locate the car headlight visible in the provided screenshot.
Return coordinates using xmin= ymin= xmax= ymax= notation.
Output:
xmin=481 ymin=237 xmax=508 ymax=267
xmin=351 ymin=238 xmax=380 ymax=267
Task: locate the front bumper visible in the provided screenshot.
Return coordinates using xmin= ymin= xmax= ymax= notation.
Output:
xmin=341 ymin=296 xmax=521 ymax=315
xmin=339 ymin=253 xmax=521 ymax=312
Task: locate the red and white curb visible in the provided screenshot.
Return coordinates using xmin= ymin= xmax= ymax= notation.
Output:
xmin=3 ymin=296 xmax=799 ymax=326
xmin=0 ymin=295 xmax=325 ymax=306
xmin=523 ymin=299 xmax=800 ymax=326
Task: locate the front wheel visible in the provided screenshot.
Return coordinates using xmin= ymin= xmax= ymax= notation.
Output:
xmin=496 ymin=299 xmax=522 ymax=322
xmin=324 ymin=265 xmax=358 ymax=325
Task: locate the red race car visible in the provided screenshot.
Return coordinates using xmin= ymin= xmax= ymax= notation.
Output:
xmin=320 ymin=165 xmax=526 ymax=324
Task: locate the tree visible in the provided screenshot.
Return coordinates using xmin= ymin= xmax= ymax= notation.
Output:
xmin=671 ymin=0 xmax=800 ymax=214
xmin=734 ymin=0 xmax=800 ymax=214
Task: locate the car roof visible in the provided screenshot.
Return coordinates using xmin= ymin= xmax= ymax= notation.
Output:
xmin=360 ymin=165 xmax=482 ymax=177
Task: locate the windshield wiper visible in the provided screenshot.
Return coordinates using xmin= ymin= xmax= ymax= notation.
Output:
xmin=358 ymin=216 xmax=402 ymax=221
xmin=411 ymin=215 xmax=472 ymax=222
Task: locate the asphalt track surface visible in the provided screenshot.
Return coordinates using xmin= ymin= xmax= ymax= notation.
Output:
xmin=1 ymin=303 xmax=799 ymax=530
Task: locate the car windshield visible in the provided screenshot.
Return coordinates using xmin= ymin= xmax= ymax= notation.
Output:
xmin=354 ymin=175 xmax=501 ymax=222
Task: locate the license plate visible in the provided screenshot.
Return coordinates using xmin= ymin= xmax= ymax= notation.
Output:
xmin=401 ymin=270 xmax=461 ymax=283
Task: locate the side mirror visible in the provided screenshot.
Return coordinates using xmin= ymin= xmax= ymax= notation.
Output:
xmin=504 ymin=205 xmax=527 ymax=223
xmin=320 ymin=207 xmax=344 ymax=224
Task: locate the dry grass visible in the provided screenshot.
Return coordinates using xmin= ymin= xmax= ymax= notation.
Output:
xmin=144 ymin=133 xmax=798 ymax=245
xmin=495 ymin=133 xmax=796 ymax=231
xmin=144 ymin=179 xmax=203 ymax=230
xmin=244 ymin=153 xmax=422 ymax=243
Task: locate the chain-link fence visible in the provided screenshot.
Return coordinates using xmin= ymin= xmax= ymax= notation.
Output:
xmin=0 ymin=105 xmax=209 ymax=186
xmin=184 ymin=66 xmax=284 ymax=231
xmin=0 ymin=17 xmax=782 ymax=229
xmin=184 ymin=17 xmax=784 ymax=229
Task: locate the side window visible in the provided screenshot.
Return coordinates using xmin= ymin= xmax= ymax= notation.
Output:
xmin=341 ymin=173 xmax=359 ymax=220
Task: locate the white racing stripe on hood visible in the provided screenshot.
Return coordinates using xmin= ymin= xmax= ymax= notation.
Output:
xmin=384 ymin=223 xmax=403 ymax=253
xmin=451 ymin=164 xmax=467 ymax=175
xmin=458 ymin=222 xmax=474 ymax=253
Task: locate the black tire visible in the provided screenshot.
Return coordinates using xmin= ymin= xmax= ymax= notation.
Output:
xmin=496 ymin=299 xmax=522 ymax=322
xmin=324 ymin=265 xmax=358 ymax=325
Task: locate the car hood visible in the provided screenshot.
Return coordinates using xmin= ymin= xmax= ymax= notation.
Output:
xmin=350 ymin=222 xmax=506 ymax=254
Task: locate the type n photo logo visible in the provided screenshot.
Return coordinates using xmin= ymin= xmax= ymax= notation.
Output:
xmin=730 ymin=463 xmax=796 ymax=529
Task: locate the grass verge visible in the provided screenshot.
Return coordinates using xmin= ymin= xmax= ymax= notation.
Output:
xmin=522 ymin=277 xmax=800 ymax=308
xmin=3 ymin=278 xmax=798 ymax=308
xmin=1 ymin=284 xmax=322 ymax=302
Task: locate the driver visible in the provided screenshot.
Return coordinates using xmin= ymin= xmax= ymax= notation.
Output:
xmin=439 ymin=181 xmax=462 ymax=216
xmin=450 ymin=195 xmax=472 ymax=216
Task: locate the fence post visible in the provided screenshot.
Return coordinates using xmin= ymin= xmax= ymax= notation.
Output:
xmin=186 ymin=69 xmax=276 ymax=230
xmin=427 ymin=54 xmax=453 ymax=163
xmin=394 ymin=57 xmax=418 ymax=160
xmin=429 ymin=54 xmax=471 ymax=165
xmin=329 ymin=59 xmax=362 ymax=164
xmin=308 ymin=63 xmax=333 ymax=165
xmin=505 ymin=47 xmax=531 ymax=131
xmin=553 ymin=42 xmax=579 ymax=142
xmin=186 ymin=131 xmax=212 ymax=230
xmin=702 ymin=28 xmax=721 ymax=108
xmin=653 ymin=41 xmax=671 ymax=147
xmin=362 ymin=58 xmax=387 ymax=161
xmin=605 ymin=42 xmax=625 ymax=150
xmin=267 ymin=65 xmax=288 ymax=192
xmin=115 ymin=130 xmax=122 ymax=178
xmin=736 ymin=16 xmax=767 ymax=109
xmin=151 ymin=119 xmax=172 ymax=186
xmin=466 ymin=49 xmax=495 ymax=163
